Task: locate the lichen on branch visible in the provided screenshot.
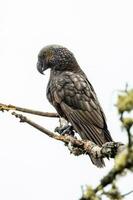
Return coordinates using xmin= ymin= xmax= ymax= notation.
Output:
xmin=80 ymin=87 xmax=133 ymax=200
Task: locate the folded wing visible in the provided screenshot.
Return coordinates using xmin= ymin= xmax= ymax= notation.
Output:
xmin=53 ymin=72 xmax=113 ymax=147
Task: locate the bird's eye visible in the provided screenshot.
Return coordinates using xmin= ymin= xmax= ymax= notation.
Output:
xmin=38 ymin=53 xmax=45 ymax=60
xmin=46 ymin=57 xmax=55 ymax=68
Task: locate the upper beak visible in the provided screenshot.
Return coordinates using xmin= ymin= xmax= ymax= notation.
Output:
xmin=37 ymin=61 xmax=45 ymax=75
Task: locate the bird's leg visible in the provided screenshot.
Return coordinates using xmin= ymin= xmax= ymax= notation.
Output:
xmin=54 ymin=117 xmax=75 ymax=136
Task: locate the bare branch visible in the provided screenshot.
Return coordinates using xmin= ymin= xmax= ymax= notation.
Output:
xmin=0 ymin=103 xmax=59 ymax=118
xmin=122 ymin=190 xmax=133 ymax=198
xmin=127 ymin=128 xmax=132 ymax=148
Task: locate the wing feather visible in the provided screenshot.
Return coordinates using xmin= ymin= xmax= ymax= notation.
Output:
xmin=54 ymin=72 xmax=113 ymax=146
xmin=61 ymin=102 xmax=106 ymax=146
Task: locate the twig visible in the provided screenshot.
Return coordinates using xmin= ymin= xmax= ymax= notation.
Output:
xmin=127 ymin=128 xmax=132 ymax=148
xmin=122 ymin=190 xmax=133 ymax=198
xmin=120 ymin=113 xmax=132 ymax=148
xmin=0 ymin=103 xmax=59 ymax=118
xmin=94 ymin=147 xmax=133 ymax=193
xmin=11 ymin=111 xmax=124 ymax=159
xmin=95 ymin=166 xmax=126 ymax=193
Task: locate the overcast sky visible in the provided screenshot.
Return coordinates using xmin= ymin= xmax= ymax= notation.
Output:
xmin=0 ymin=1 xmax=133 ymax=200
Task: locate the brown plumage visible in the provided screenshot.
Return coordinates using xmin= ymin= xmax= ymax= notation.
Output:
xmin=37 ymin=45 xmax=113 ymax=167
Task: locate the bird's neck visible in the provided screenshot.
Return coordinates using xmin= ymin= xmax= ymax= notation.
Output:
xmin=50 ymin=63 xmax=83 ymax=76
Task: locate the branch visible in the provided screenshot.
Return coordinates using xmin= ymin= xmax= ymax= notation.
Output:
xmin=95 ymin=152 xmax=133 ymax=193
xmin=94 ymin=139 xmax=133 ymax=195
xmin=80 ymin=144 xmax=133 ymax=200
xmin=80 ymin=111 xmax=133 ymax=199
xmin=0 ymin=103 xmax=59 ymax=117
xmin=1 ymin=102 xmax=130 ymax=199
xmin=122 ymin=190 xmax=133 ymax=198
xmin=11 ymin=111 xmax=124 ymax=159
xmin=0 ymin=102 xmax=124 ymax=159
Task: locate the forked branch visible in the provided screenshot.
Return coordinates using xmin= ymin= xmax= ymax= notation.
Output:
xmin=11 ymin=111 xmax=124 ymax=159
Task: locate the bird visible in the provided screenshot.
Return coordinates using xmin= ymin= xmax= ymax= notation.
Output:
xmin=37 ymin=44 xmax=113 ymax=167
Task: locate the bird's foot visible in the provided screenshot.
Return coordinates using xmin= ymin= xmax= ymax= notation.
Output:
xmin=55 ymin=125 xmax=75 ymax=136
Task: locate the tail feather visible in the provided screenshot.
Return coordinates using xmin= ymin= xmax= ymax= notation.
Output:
xmin=89 ymin=153 xmax=105 ymax=168
xmin=60 ymin=102 xmax=110 ymax=168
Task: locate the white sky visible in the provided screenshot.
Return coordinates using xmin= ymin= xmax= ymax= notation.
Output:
xmin=0 ymin=0 xmax=133 ymax=200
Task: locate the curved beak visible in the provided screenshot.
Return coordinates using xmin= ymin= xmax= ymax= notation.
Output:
xmin=37 ymin=61 xmax=45 ymax=75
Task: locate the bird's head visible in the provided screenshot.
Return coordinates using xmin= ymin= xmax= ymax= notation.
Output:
xmin=37 ymin=45 xmax=79 ymax=74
